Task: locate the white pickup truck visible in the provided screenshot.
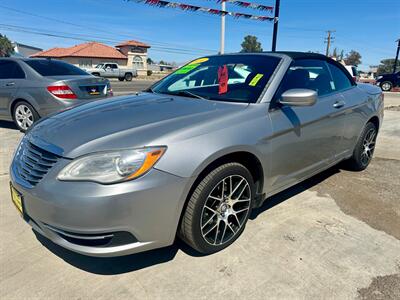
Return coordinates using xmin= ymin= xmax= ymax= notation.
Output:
xmin=85 ymin=63 xmax=137 ymax=81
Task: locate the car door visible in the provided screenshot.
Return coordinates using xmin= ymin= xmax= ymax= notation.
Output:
xmin=326 ymin=61 xmax=359 ymax=158
xmin=0 ymin=60 xmax=25 ymax=119
xmin=267 ymin=58 xmax=346 ymax=193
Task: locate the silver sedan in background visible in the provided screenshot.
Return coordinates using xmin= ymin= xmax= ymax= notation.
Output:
xmin=0 ymin=58 xmax=112 ymax=131
xmin=10 ymin=52 xmax=383 ymax=257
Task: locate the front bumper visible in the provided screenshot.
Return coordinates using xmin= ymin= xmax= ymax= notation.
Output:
xmin=10 ymin=157 xmax=191 ymax=257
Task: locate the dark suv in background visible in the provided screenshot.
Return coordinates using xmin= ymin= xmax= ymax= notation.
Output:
xmin=0 ymin=58 xmax=112 ymax=131
xmin=376 ymin=71 xmax=400 ymax=91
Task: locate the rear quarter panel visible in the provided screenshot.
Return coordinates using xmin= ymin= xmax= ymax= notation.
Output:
xmin=341 ymin=84 xmax=383 ymax=153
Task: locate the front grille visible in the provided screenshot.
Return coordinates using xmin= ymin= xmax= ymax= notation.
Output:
xmin=15 ymin=141 xmax=59 ymax=187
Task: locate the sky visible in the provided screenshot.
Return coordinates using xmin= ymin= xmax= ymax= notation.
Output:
xmin=0 ymin=0 xmax=399 ymax=70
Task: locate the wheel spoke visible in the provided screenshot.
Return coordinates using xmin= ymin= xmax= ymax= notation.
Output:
xmin=220 ymin=222 xmax=228 ymax=244
xmin=214 ymin=220 xmax=221 ymax=244
xmin=202 ymin=213 xmax=217 ymax=229
xmin=204 ymin=222 xmax=218 ymax=237
xmin=229 ymin=178 xmax=244 ymax=198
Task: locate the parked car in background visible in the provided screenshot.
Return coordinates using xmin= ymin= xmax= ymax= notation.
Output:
xmin=344 ymin=65 xmax=359 ymax=82
xmin=375 ymin=71 xmax=400 ymax=91
xmin=0 ymin=58 xmax=112 ymax=131
xmin=10 ymin=52 xmax=383 ymax=257
xmin=85 ymin=63 xmax=137 ymax=81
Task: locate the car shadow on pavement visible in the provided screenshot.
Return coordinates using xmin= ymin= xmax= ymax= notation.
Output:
xmin=0 ymin=120 xmax=18 ymax=131
xmin=34 ymin=232 xmax=203 ymax=275
xmin=34 ymin=165 xmax=341 ymax=275
xmin=250 ymin=165 xmax=341 ymax=220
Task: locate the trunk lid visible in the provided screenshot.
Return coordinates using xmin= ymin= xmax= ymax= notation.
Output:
xmin=48 ymin=75 xmax=110 ymax=99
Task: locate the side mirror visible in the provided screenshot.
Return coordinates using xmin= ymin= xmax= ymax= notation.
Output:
xmin=279 ymin=89 xmax=317 ymax=107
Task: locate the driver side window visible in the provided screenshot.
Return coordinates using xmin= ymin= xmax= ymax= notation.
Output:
xmin=278 ymin=59 xmax=335 ymax=99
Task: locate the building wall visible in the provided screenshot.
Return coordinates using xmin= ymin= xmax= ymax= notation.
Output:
xmin=13 ymin=44 xmax=43 ymax=57
xmin=118 ymin=46 xmax=148 ymax=76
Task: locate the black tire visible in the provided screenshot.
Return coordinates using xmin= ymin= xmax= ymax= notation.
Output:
xmin=179 ymin=163 xmax=255 ymax=254
xmin=345 ymin=122 xmax=377 ymax=171
xmin=380 ymin=81 xmax=393 ymax=92
xmin=124 ymin=73 xmax=133 ymax=81
xmin=13 ymin=101 xmax=40 ymax=132
xmin=118 ymin=77 xmax=124 ymax=81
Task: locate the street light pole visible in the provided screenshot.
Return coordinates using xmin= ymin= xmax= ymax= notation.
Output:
xmin=393 ymin=39 xmax=400 ymax=73
xmin=271 ymin=0 xmax=280 ymax=52
xmin=220 ymin=0 xmax=226 ymax=54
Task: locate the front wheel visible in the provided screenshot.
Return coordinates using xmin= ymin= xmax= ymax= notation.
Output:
xmin=179 ymin=163 xmax=255 ymax=254
xmin=380 ymin=81 xmax=392 ymax=92
xmin=345 ymin=122 xmax=377 ymax=171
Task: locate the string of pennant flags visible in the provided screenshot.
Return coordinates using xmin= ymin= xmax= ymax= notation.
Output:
xmin=215 ymin=0 xmax=273 ymax=12
xmin=126 ymin=0 xmax=275 ymax=21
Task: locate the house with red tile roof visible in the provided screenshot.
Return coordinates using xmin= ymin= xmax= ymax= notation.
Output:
xmin=31 ymin=40 xmax=151 ymax=75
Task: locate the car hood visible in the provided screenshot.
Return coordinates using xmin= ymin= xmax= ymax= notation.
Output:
xmin=28 ymin=93 xmax=248 ymax=158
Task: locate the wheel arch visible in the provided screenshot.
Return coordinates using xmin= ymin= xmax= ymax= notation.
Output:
xmin=10 ymin=98 xmax=40 ymax=119
xmin=176 ymin=150 xmax=265 ymax=237
xmin=367 ymin=115 xmax=380 ymax=131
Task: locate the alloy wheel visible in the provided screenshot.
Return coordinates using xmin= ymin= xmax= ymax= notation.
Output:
xmin=361 ymin=128 xmax=376 ymax=165
xmin=200 ymin=175 xmax=251 ymax=246
xmin=381 ymin=82 xmax=392 ymax=91
xmin=15 ymin=104 xmax=34 ymax=130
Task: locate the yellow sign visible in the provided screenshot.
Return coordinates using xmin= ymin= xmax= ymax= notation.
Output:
xmin=189 ymin=58 xmax=209 ymax=65
xmin=249 ymin=74 xmax=264 ymax=86
xmin=10 ymin=185 xmax=23 ymax=214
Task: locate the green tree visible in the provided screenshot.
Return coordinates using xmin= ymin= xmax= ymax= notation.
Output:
xmin=0 ymin=34 xmax=14 ymax=57
xmin=240 ymin=35 xmax=263 ymax=53
xmin=146 ymin=57 xmax=154 ymax=65
xmin=377 ymin=58 xmax=400 ymax=75
xmin=344 ymin=50 xmax=362 ymax=66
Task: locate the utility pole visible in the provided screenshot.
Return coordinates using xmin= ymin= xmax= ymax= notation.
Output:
xmin=271 ymin=0 xmax=280 ymax=52
xmin=325 ymin=30 xmax=335 ymax=57
xmin=220 ymin=0 xmax=226 ymax=54
xmin=393 ymin=38 xmax=400 ymax=73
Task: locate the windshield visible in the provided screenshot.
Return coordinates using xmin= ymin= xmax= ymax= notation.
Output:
xmin=151 ymin=54 xmax=281 ymax=103
xmin=95 ymin=64 xmax=104 ymax=69
xmin=24 ymin=60 xmax=89 ymax=76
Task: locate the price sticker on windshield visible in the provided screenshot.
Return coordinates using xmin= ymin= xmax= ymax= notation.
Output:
xmin=218 ymin=65 xmax=229 ymax=95
xmin=175 ymin=64 xmax=200 ymax=74
xmin=249 ymin=74 xmax=264 ymax=86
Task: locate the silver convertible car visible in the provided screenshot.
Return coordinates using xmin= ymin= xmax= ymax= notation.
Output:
xmin=10 ymin=52 xmax=383 ymax=257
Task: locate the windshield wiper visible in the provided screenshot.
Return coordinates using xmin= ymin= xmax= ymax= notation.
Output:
xmin=174 ymin=90 xmax=206 ymax=100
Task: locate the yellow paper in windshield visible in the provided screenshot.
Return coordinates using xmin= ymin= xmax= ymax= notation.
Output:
xmin=175 ymin=64 xmax=200 ymax=74
xmin=249 ymin=74 xmax=264 ymax=86
xmin=189 ymin=58 xmax=209 ymax=65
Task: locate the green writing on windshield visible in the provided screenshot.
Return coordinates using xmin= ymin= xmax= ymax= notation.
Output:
xmin=175 ymin=64 xmax=200 ymax=74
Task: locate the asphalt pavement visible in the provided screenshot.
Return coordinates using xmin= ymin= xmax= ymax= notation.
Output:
xmin=0 ymin=91 xmax=399 ymax=299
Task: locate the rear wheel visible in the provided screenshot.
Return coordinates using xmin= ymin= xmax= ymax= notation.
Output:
xmin=179 ymin=163 xmax=255 ymax=254
xmin=124 ymin=73 xmax=133 ymax=81
xmin=380 ymin=81 xmax=392 ymax=92
xmin=13 ymin=101 xmax=39 ymax=132
xmin=345 ymin=122 xmax=377 ymax=171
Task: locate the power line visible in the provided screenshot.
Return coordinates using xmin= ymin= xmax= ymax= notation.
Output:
xmin=0 ymin=4 xmax=216 ymax=53
xmin=0 ymin=24 xmax=211 ymax=56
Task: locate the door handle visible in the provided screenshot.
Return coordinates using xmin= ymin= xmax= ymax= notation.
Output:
xmin=6 ymin=82 xmax=15 ymax=86
xmin=333 ymin=100 xmax=345 ymax=109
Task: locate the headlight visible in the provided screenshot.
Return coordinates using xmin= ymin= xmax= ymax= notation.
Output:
xmin=58 ymin=147 xmax=166 ymax=184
